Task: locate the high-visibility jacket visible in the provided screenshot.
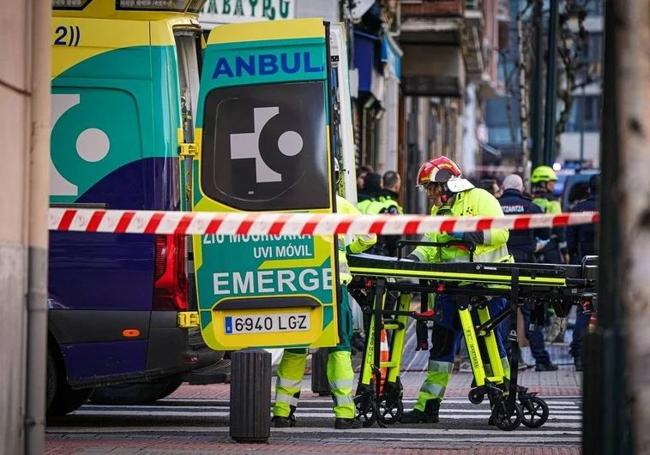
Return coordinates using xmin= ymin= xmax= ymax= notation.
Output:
xmin=411 ymin=188 xmax=511 ymax=264
xmin=533 ymin=191 xmax=567 ymax=258
xmin=357 ymin=192 xmax=403 ymax=256
xmin=336 ymin=195 xmax=376 ymax=283
xmin=357 ymin=194 xmax=403 ymax=216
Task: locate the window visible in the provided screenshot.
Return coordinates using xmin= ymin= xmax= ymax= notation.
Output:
xmin=567 ymin=95 xmax=601 ymax=132
xmin=174 ymin=29 xmax=202 ymax=143
xmin=200 ymin=82 xmax=330 ymax=211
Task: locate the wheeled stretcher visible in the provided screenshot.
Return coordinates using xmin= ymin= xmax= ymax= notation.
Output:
xmin=347 ymin=241 xmax=597 ymax=431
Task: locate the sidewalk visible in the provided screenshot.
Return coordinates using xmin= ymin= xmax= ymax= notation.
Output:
xmin=169 ymin=366 xmax=582 ymax=401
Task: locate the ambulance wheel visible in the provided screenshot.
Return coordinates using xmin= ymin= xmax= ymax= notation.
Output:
xmin=377 ymin=396 xmax=403 ymax=425
xmin=354 ymin=389 xmax=377 ymax=427
xmin=492 ymin=402 xmax=523 ymax=431
xmin=520 ymin=397 xmax=549 ymax=428
xmin=468 ymin=388 xmax=484 ymax=405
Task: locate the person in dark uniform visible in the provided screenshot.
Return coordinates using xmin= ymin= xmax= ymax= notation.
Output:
xmin=499 ymin=174 xmax=558 ymax=371
xmin=567 ymin=174 xmax=599 ymax=371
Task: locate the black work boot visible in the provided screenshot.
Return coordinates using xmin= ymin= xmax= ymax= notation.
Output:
xmin=272 ymin=414 xmax=296 ymax=428
xmin=535 ymin=362 xmax=559 ymax=372
xmin=334 ymin=417 xmax=362 ymax=430
xmin=400 ymin=399 xmax=440 ymax=424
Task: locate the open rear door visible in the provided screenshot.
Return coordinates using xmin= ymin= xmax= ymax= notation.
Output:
xmin=192 ymin=18 xmax=339 ymax=351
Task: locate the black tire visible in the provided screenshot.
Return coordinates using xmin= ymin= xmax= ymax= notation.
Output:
xmin=468 ymin=388 xmax=484 ymax=405
xmin=354 ymin=387 xmax=377 ymax=427
xmin=310 ymin=349 xmax=330 ymax=395
xmin=377 ymin=395 xmax=403 ymax=425
xmin=492 ymin=402 xmax=523 ymax=431
xmin=90 ymin=375 xmax=184 ymax=405
xmin=520 ymin=396 xmax=550 ymax=428
xmin=47 ymin=349 xmax=93 ymax=416
xmin=230 ymin=350 xmax=271 ymax=443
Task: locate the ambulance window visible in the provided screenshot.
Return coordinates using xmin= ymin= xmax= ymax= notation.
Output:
xmin=200 ymin=81 xmax=330 ymax=212
xmin=174 ymin=30 xmax=201 ymax=143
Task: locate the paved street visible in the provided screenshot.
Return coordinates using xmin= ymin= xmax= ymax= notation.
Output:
xmin=46 ymin=343 xmax=582 ymax=454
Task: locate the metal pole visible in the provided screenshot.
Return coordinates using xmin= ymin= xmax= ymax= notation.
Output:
xmin=529 ymin=0 xmax=544 ymax=169
xmin=579 ymin=85 xmax=585 ymax=171
xmin=581 ymin=0 xmax=631 ymax=453
xmin=25 ymin=0 xmax=52 ymax=452
xmin=543 ymin=0 xmax=559 ymax=166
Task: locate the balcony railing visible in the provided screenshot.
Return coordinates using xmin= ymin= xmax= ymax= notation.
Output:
xmin=400 ymin=0 xmax=464 ymax=17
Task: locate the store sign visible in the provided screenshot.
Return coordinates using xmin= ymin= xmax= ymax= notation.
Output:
xmin=199 ymin=0 xmax=295 ymax=27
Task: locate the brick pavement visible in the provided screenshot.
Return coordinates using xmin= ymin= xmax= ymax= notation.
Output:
xmin=46 ymin=437 xmax=580 ymax=455
xmin=168 ymin=366 xmax=582 ymax=401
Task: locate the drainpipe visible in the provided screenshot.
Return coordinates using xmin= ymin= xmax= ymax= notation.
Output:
xmin=24 ymin=0 xmax=51 ymax=453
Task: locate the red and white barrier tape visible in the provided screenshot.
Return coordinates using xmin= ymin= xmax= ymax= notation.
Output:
xmin=48 ymin=208 xmax=599 ymax=236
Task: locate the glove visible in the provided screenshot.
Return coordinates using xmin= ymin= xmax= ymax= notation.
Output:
xmin=415 ymin=320 xmax=429 ymax=351
xmin=405 ymin=254 xmax=420 ymax=262
xmin=535 ymin=239 xmax=549 ymax=252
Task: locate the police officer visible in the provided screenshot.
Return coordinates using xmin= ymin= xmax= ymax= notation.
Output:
xmin=567 ymin=174 xmax=599 ymax=371
xmin=499 ymin=174 xmax=558 ymax=372
xmin=357 ymin=170 xmax=403 ymax=256
xmin=401 ymin=156 xmax=512 ymax=424
xmin=272 ymin=159 xmax=376 ymax=430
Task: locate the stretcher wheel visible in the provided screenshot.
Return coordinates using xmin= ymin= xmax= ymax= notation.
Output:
xmin=520 ymin=396 xmax=549 ymax=428
xmin=492 ymin=402 xmax=522 ymax=431
xmin=468 ymin=388 xmax=484 ymax=405
xmin=354 ymin=390 xmax=377 ymax=427
xmin=377 ymin=395 xmax=403 ymax=425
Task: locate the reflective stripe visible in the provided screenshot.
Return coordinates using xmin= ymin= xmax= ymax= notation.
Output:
xmin=332 ymin=394 xmax=354 ymax=406
xmin=474 ymin=244 xmax=510 ymax=263
xmin=277 ymin=377 xmax=302 ymax=390
xmin=428 ymin=360 xmax=453 ymax=373
xmin=501 ymin=357 xmax=511 ymax=380
xmin=412 ymin=249 xmax=426 ymax=262
xmin=420 ymin=382 xmax=446 ymax=398
xmin=275 ymin=392 xmax=299 ymax=407
xmin=484 ymin=229 xmax=492 ymax=245
xmin=328 ymin=379 xmax=354 ymax=391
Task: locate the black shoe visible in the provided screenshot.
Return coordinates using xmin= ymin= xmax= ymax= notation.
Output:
xmin=272 ymin=415 xmax=296 ymax=428
xmin=400 ymin=399 xmax=440 ymax=424
xmin=334 ymin=417 xmax=362 ymax=429
xmin=574 ymin=358 xmax=583 ymax=372
xmin=535 ymin=362 xmax=559 ymax=372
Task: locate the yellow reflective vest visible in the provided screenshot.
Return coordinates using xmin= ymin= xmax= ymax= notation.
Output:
xmin=411 ymin=188 xmax=511 ymax=264
xmin=336 ymin=195 xmax=376 ymax=283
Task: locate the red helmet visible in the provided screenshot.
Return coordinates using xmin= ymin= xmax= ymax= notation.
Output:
xmin=417 ymin=156 xmax=474 ymax=194
xmin=416 ymin=156 xmax=463 ymax=188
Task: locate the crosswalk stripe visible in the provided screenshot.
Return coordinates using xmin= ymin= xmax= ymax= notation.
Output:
xmin=70 ymin=409 xmax=582 ymax=420
xmin=81 ymin=404 xmax=580 ymax=413
xmin=159 ymin=398 xmax=581 ymax=406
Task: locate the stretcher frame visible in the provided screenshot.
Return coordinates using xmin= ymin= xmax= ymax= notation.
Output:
xmin=348 ymin=241 xmax=597 ymax=430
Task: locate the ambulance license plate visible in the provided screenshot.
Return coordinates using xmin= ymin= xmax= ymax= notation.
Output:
xmin=224 ymin=313 xmax=310 ymax=334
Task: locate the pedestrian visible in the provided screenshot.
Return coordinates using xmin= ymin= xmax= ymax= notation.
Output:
xmin=499 ymin=174 xmax=558 ymax=372
xmin=530 ymin=166 xmax=569 ymax=343
xmin=272 ymin=159 xmax=376 ymax=430
xmin=478 ymin=178 xmax=502 ymax=198
xmin=567 ymin=174 xmax=599 ymax=371
xmin=400 ymin=156 xmax=512 ymax=425
xmin=357 ymin=170 xmax=403 ymax=256
xmin=357 ymin=171 xmax=382 ymax=202
xmin=356 ymin=164 xmax=374 ymax=196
